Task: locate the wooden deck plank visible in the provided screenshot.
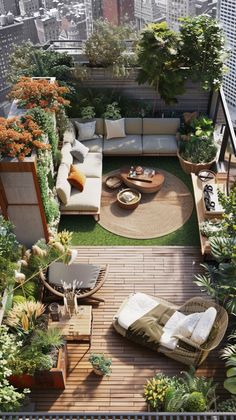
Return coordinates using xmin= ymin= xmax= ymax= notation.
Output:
xmin=31 ymin=246 xmax=226 ymax=412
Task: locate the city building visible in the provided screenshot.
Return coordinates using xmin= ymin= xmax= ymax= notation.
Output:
xmin=1 ymin=0 xmax=20 ymax=16
xmin=14 ymin=15 xmax=39 ymax=44
xmin=219 ymin=0 xmax=236 ymax=122
xmin=35 ymin=10 xmax=61 ymax=43
xmin=19 ymin=0 xmax=40 ymax=16
xmin=167 ymin=0 xmax=217 ymax=30
xmin=0 ymin=17 xmax=24 ymax=93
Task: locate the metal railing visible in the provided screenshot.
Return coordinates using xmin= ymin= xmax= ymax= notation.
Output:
xmin=1 ymin=412 xmax=235 ymax=420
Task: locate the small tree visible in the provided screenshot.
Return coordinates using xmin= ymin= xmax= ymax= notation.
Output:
xmin=8 ymin=41 xmax=74 ymax=86
xmin=85 ymin=19 xmax=137 ymax=76
xmin=179 ymin=15 xmax=228 ymax=91
xmin=136 ymin=22 xmax=186 ymax=104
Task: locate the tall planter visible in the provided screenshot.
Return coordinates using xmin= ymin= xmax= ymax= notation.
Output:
xmin=177 ymin=152 xmax=216 ymax=175
xmin=0 ymin=155 xmax=49 ymax=247
xmin=9 ymin=344 xmax=68 ymax=390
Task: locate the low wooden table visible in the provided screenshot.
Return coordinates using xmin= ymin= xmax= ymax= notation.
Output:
xmin=120 ymin=166 xmax=165 ymax=193
xmin=48 ymin=305 xmax=93 ymax=344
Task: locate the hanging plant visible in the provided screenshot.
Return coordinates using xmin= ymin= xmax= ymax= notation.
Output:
xmin=0 ymin=115 xmax=50 ymax=161
xmin=9 ymin=77 xmax=70 ymax=113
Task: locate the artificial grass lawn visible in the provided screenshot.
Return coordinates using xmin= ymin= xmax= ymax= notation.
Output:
xmin=59 ymin=156 xmax=200 ymax=246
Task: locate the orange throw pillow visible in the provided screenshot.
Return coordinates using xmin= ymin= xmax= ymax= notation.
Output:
xmin=68 ymin=165 xmax=86 ymax=192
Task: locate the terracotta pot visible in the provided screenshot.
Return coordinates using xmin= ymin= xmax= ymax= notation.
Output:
xmin=177 ymin=152 xmax=216 ymax=175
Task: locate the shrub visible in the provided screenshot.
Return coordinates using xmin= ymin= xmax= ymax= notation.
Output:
xmin=31 ymin=328 xmax=64 ymax=354
xmin=183 ymin=391 xmax=206 ymax=412
xmin=85 ymin=19 xmax=137 ymax=76
xmin=0 ymin=115 xmax=49 ymax=161
xmin=103 ymin=102 xmax=122 ymax=120
xmin=6 ymin=300 xmax=45 ymax=334
xmin=217 ymin=396 xmax=236 ymax=412
xmin=9 ymin=77 xmax=70 ymax=112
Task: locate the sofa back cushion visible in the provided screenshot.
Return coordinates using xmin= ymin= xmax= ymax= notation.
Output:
xmin=56 ymin=163 xmax=71 ymax=205
xmin=143 ymin=118 xmax=180 ymax=135
xmin=61 ymin=142 xmax=73 ymax=168
xmin=63 ymin=121 xmax=76 ymax=144
xmin=125 ymin=118 xmax=142 ymax=135
xmin=72 ymin=118 xmax=104 ymax=136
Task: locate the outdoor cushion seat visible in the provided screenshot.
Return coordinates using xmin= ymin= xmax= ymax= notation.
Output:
xmin=103 ymin=134 xmax=142 ymax=155
xmin=113 ymin=294 xmax=228 ymax=367
xmin=60 ymin=178 xmax=101 ymax=212
xmin=81 ymin=137 xmax=103 ymax=153
xmin=142 ymin=135 xmax=178 ymax=154
xmin=49 ymin=262 xmax=101 ymax=289
xmin=73 ymin=152 xmax=102 ymax=178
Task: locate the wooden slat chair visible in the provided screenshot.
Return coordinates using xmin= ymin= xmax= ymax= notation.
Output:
xmin=39 ymin=263 xmax=109 ymax=304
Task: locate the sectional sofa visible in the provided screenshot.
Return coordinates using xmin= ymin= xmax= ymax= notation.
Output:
xmin=56 ymin=117 xmax=180 ymax=219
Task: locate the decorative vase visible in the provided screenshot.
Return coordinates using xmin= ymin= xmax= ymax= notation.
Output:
xmin=177 ymin=152 xmax=216 ymax=175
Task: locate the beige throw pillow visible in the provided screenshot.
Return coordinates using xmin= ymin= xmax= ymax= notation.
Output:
xmin=74 ymin=121 xmax=98 ymax=141
xmin=105 ymin=118 xmax=126 ymax=140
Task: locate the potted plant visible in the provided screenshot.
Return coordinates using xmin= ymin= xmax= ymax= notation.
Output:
xmin=89 ymin=353 xmax=112 ymax=376
xmin=6 ymin=299 xmax=68 ymax=390
xmin=177 ymin=115 xmax=218 ymax=174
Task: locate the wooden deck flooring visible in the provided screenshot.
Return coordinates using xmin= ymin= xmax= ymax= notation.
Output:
xmin=32 ymin=246 xmax=226 ymax=412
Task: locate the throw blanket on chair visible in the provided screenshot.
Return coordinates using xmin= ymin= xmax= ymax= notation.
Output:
xmin=126 ymin=303 xmax=175 ymax=351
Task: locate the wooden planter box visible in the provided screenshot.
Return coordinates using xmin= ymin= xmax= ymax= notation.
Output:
xmin=177 ymin=152 xmax=216 ymax=175
xmin=9 ymin=343 xmax=68 ymax=390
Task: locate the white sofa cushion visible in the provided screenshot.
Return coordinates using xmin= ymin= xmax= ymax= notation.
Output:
xmin=81 ymin=137 xmax=103 ymax=153
xmin=191 ymin=307 xmax=217 ymax=345
xmin=143 ymin=135 xmax=178 ymax=154
xmin=56 ymin=163 xmax=71 ymax=205
xmin=60 ymin=178 xmax=101 ymax=212
xmin=103 ymin=134 xmax=142 ymax=155
xmin=71 ymin=139 xmax=89 ymax=162
xmin=61 ymin=142 xmax=73 ymax=167
xmin=143 ymin=118 xmax=180 ymax=135
xmin=73 ymin=152 xmax=102 ymax=178
xmin=105 ymin=118 xmax=126 ymax=140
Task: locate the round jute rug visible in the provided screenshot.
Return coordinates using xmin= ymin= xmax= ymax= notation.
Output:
xmin=99 ymin=169 xmax=194 ymax=239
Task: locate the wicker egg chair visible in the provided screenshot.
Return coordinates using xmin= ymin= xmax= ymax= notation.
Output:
xmin=113 ymin=295 xmax=228 ymax=366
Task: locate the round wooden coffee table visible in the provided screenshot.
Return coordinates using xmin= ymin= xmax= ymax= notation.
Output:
xmin=119 ymin=166 xmax=165 ymax=194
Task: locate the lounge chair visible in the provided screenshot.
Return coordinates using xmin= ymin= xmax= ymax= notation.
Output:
xmin=40 ymin=262 xmax=109 ymax=303
xmin=112 ymin=293 xmax=228 ymax=366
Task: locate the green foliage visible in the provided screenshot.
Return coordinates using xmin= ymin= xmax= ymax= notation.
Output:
xmin=179 ymin=15 xmax=228 ymax=91
xmin=0 ymin=216 xmax=20 ymax=260
xmin=218 ymin=187 xmax=236 ymax=239
xmin=200 ymin=219 xmax=225 ymax=238
xmin=30 ymin=328 xmax=64 ymax=354
xmin=183 ymin=391 xmax=206 ymax=412
xmin=217 ymin=396 xmax=236 ymax=412
xmin=137 ymin=22 xmax=185 ymax=104
xmin=178 ymin=115 xmax=217 ymax=163
xmin=148 ymin=367 xmax=217 ymax=412
xmin=103 ymin=102 xmax=122 ymax=120
xmin=10 ymin=350 xmax=53 ymax=376
xmin=85 ymin=19 xmax=137 ymax=76
xmin=89 ymin=353 xmax=112 ymax=376
xmin=0 ymin=325 xmax=29 ymax=412
xmin=8 ymin=42 xmax=74 ymax=86
xmin=144 ymin=374 xmax=179 ymax=410
xmin=81 ymin=106 xmax=96 ymax=120
xmin=179 ymin=136 xmax=217 ymax=163
xmin=36 ymin=153 xmax=60 ymax=226
xmin=56 ymin=108 xmax=69 ymax=142
xmin=26 ymin=107 xmax=59 ymax=160
xmin=221 ymin=331 xmax=236 ymax=395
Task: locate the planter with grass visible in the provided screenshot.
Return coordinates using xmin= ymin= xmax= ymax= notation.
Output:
xmin=9 ymin=343 xmax=68 ymax=390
